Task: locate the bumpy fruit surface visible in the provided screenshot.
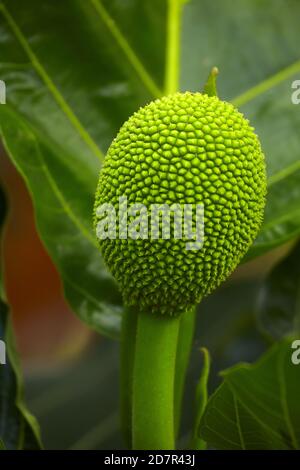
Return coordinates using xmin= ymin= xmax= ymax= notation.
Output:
xmin=94 ymin=92 xmax=266 ymax=316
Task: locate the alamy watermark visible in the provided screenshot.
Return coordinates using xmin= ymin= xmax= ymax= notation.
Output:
xmin=0 ymin=340 xmax=6 ymax=365
xmin=95 ymin=196 xmax=204 ymax=251
xmin=291 ymin=80 xmax=300 ymax=104
xmin=291 ymin=339 xmax=300 ymax=365
xmin=0 ymin=80 xmax=6 ymax=104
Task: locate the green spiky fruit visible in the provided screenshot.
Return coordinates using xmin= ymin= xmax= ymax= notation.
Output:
xmin=94 ymin=92 xmax=266 ymax=316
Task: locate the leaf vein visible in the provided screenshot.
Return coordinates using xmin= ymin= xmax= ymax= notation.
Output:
xmin=232 ymin=59 xmax=300 ymax=107
xmin=277 ymin=347 xmax=299 ymax=449
xmin=0 ymin=3 xmax=104 ymax=163
xmin=90 ymin=0 xmax=162 ymax=99
xmin=233 ymin=394 xmax=246 ymax=450
xmin=268 ymin=160 xmax=300 ymax=187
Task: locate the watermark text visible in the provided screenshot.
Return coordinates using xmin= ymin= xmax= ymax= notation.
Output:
xmin=95 ymin=196 xmax=204 ymax=251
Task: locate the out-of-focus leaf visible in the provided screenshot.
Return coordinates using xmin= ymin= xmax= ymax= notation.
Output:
xmin=0 ymin=0 xmax=300 ymax=338
xmin=199 ymin=338 xmax=300 ymax=450
xmin=0 ymin=186 xmax=42 ymax=449
xmin=240 ymin=83 xmax=300 ymax=261
xmin=0 ymin=302 xmax=42 ymax=449
xmin=256 ymin=241 xmax=300 ymax=341
xmin=26 ymin=335 xmax=121 ymax=450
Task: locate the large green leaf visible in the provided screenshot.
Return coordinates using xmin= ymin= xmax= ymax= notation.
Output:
xmin=0 ymin=0 xmax=300 ymax=335
xmin=0 ymin=186 xmax=42 ymax=449
xmin=0 ymin=0 xmax=166 ymax=337
xmin=256 ymin=240 xmax=300 ymax=341
xmin=199 ymin=338 xmax=300 ymax=449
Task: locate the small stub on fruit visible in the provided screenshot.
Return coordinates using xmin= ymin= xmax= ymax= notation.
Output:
xmin=203 ymin=66 xmax=219 ymax=97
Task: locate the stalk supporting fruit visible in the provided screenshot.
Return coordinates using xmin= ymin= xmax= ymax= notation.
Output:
xmin=120 ymin=306 xmax=138 ymax=448
xmin=132 ymin=310 xmax=180 ymax=449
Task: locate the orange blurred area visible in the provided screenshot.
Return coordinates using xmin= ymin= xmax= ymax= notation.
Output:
xmin=0 ymin=149 xmax=91 ymax=366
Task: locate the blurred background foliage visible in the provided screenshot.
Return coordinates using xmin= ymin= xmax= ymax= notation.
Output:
xmin=0 ymin=0 xmax=300 ymax=449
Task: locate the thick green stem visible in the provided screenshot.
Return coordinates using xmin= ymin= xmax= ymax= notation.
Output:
xmin=165 ymin=0 xmax=185 ymax=94
xmin=132 ymin=310 xmax=180 ymax=449
xmin=120 ymin=306 xmax=138 ymax=448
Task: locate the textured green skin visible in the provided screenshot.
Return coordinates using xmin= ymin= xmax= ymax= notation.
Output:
xmin=94 ymin=92 xmax=266 ymax=316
